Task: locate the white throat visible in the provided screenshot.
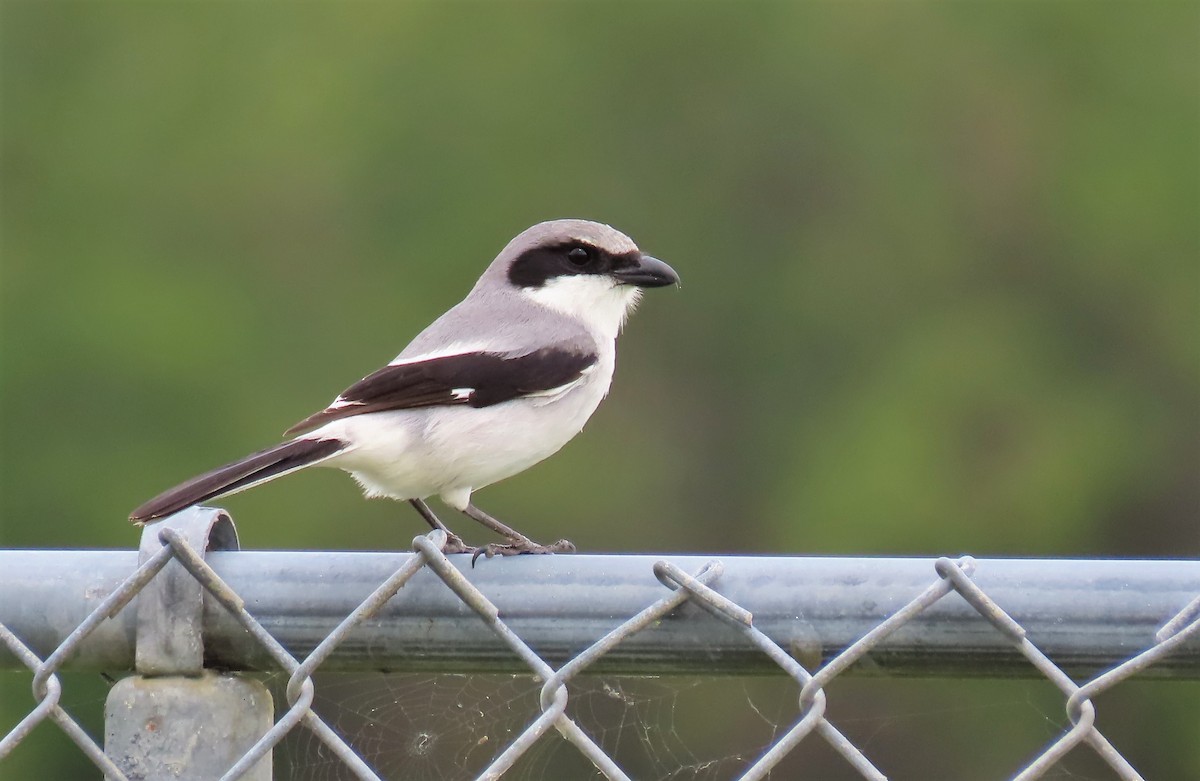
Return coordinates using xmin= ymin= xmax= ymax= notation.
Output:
xmin=521 ymin=276 xmax=642 ymax=342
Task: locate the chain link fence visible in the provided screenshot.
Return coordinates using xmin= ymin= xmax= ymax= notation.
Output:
xmin=2 ymin=506 xmax=1199 ymax=780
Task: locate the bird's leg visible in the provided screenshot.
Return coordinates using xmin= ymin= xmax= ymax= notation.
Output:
xmin=460 ymin=503 xmax=575 ymax=563
xmin=408 ymin=499 xmax=470 ymax=554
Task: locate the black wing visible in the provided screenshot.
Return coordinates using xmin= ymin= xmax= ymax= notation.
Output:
xmin=284 ymin=347 xmax=598 ymax=436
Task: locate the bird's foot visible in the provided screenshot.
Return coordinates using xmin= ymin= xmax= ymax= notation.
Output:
xmin=470 ymin=538 xmax=576 ymax=566
xmin=438 ymin=531 xmax=472 ymax=555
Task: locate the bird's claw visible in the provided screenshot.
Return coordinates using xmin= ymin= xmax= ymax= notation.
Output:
xmin=438 ymin=532 xmax=472 ymax=555
xmin=470 ymin=538 xmax=576 ymax=566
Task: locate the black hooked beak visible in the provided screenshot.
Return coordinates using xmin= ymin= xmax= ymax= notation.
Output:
xmin=611 ymin=254 xmax=680 ymax=288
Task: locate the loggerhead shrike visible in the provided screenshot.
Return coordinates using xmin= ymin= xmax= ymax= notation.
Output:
xmin=130 ymin=219 xmax=679 ymax=559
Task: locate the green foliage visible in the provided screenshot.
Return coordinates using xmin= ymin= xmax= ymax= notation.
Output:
xmin=2 ymin=1 xmax=1196 ymax=777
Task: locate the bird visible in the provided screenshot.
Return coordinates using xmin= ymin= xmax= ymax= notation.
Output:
xmin=129 ymin=219 xmax=679 ymax=559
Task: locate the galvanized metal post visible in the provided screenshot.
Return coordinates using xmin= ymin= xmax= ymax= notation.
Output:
xmin=104 ymin=508 xmax=273 ymax=780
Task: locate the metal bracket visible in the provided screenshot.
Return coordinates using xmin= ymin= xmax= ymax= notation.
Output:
xmin=134 ymin=506 xmax=240 ymax=676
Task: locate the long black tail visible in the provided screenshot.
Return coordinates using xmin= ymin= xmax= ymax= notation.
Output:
xmin=129 ymin=437 xmax=346 ymax=524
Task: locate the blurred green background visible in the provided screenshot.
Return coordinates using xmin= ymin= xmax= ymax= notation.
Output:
xmin=2 ymin=1 xmax=1197 ymax=778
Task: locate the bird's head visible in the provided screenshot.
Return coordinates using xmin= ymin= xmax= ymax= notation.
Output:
xmin=488 ymin=219 xmax=679 ymax=339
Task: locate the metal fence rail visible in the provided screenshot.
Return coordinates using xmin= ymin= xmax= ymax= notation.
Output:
xmin=2 ymin=507 xmax=1200 ymax=780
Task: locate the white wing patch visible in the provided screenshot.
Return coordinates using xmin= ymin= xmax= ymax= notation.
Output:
xmin=525 ymin=362 xmax=597 ymax=405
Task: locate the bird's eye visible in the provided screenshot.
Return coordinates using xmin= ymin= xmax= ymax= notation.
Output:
xmin=566 ymin=247 xmax=591 ymax=266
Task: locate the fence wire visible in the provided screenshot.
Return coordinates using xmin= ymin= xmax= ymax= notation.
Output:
xmin=2 ymin=508 xmax=1200 ymax=781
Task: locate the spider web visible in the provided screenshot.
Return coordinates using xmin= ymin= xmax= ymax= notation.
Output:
xmin=262 ymin=672 xmax=1142 ymax=780
xmin=270 ymin=673 xmax=799 ymax=781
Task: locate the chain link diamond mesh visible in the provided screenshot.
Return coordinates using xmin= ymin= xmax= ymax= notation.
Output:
xmin=3 ymin=515 xmax=1199 ymax=780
